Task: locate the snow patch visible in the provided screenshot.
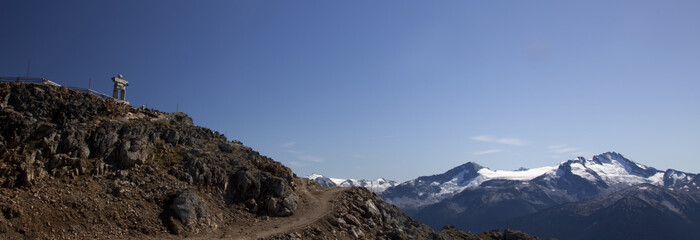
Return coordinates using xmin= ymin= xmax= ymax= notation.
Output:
xmin=478 ymin=166 xmax=557 ymax=181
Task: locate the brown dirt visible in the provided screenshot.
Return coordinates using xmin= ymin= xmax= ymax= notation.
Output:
xmin=158 ymin=179 xmax=346 ymax=240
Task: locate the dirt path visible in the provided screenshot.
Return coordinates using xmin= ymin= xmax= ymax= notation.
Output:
xmin=194 ymin=179 xmax=345 ymax=240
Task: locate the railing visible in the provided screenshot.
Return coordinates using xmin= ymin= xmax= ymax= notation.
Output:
xmin=0 ymin=76 xmax=60 ymax=86
xmin=66 ymin=86 xmax=113 ymax=101
xmin=0 ymin=76 xmax=128 ymax=104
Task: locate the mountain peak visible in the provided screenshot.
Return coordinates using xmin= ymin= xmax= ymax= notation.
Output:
xmin=588 ymin=152 xmax=659 ymax=177
xmin=443 ymin=161 xmax=484 ymax=177
xmin=591 ymin=152 xmax=627 ymax=164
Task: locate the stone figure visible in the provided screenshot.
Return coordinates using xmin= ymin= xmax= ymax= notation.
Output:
xmin=111 ymin=74 xmax=129 ymax=101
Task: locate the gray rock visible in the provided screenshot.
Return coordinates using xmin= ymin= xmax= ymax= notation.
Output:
xmin=230 ymin=170 xmax=261 ymax=200
xmin=350 ymin=226 xmax=364 ymax=238
xmin=330 ymin=217 xmax=346 ymax=227
xmin=244 ymin=198 xmax=258 ymax=212
xmin=363 ymin=199 xmax=380 ymax=218
xmin=90 ymin=123 xmax=119 ymax=157
xmin=277 ymin=193 xmax=298 ymax=216
xmin=218 ymin=142 xmax=233 ymax=153
xmin=169 ymin=112 xmax=193 ymax=126
xmin=272 ymin=177 xmax=289 ymax=197
xmin=163 ymin=129 xmax=179 ymax=145
xmin=117 ymin=138 xmax=150 ymax=168
xmin=170 ymin=190 xmax=206 ymax=226
xmin=77 ymin=144 xmax=90 ymax=159
xmin=265 ymin=197 xmax=278 ymax=215
xmin=344 ymin=214 xmax=362 ymax=226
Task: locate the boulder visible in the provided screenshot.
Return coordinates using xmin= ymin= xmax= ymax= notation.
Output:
xmin=169 ymin=112 xmax=193 ymax=126
xmin=363 ymin=199 xmax=380 ymax=218
xmin=277 ymin=193 xmax=298 ymax=216
xmin=218 ymin=142 xmax=234 ymax=153
xmin=264 ymin=197 xmax=278 ymax=215
xmin=117 ymin=138 xmax=151 ymax=168
xmin=170 ymin=190 xmax=206 ymax=227
xmin=162 ymin=129 xmax=180 ymax=145
xmin=90 ymin=122 xmax=120 ymax=157
xmin=229 ymin=170 xmax=261 ymax=200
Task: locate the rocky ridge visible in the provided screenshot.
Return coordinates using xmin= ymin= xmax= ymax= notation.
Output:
xmin=0 ymin=82 xmax=300 ymax=238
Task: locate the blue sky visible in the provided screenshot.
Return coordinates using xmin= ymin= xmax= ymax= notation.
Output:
xmin=2 ymin=1 xmax=699 ymax=181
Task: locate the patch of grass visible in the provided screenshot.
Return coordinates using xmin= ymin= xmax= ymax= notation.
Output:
xmin=152 ymin=146 xmax=185 ymax=169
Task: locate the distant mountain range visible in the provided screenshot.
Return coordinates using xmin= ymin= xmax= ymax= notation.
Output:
xmin=505 ymin=181 xmax=700 ymax=240
xmin=307 ymin=173 xmax=398 ymax=193
xmin=310 ymin=152 xmax=700 ymax=240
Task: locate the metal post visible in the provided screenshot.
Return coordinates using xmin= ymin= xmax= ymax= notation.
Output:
xmin=25 ymin=60 xmax=31 ymax=78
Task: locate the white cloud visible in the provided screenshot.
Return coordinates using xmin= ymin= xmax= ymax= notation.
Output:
xmin=548 ymin=144 xmax=567 ymax=149
xmin=473 ymin=149 xmax=504 ymax=155
xmin=549 ymin=145 xmax=592 ymax=158
xmin=282 ymin=142 xmax=324 ymax=163
xmin=549 ymin=144 xmax=578 ymax=153
xmin=282 ymin=142 xmax=296 ymax=148
xmin=287 ymin=161 xmax=307 ymax=167
xmin=298 ymin=154 xmax=325 ymax=163
xmin=551 ymin=147 xmax=578 ymax=154
xmin=471 ymin=135 xmax=527 ymax=146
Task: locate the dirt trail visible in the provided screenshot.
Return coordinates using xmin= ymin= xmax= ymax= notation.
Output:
xmin=192 ymin=179 xmax=345 ymax=240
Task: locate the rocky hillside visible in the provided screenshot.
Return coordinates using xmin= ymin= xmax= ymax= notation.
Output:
xmin=0 ymin=82 xmax=541 ymax=239
xmin=0 ymin=82 xmax=301 ymax=238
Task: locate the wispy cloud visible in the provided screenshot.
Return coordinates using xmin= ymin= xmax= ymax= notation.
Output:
xmin=298 ymin=154 xmax=324 ymax=163
xmin=549 ymin=145 xmax=592 ymax=158
xmin=471 ymin=135 xmax=527 ymax=146
xmin=287 ymin=161 xmax=307 ymax=167
xmin=473 ymin=149 xmax=504 ymax=155
xmin=548 ymin=144 xmax=566 ymax=149
xmin=552 ymin=147 xmax=579 ymax=154
xmin=548 ymin=144 xmax=578 ymax=153
xmin=281 ymin=142 xmax=324 ymax=164
xmin=282 ymin=141 xmax=296 ymax=148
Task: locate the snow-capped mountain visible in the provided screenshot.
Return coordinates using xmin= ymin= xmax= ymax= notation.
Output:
xmin=381 ymin=152 xmax=698 ymax=234
xmin=307 ymin=174 xmax=398 ymax=193
xmin=381 ymin=152 xmax=695 ymax=210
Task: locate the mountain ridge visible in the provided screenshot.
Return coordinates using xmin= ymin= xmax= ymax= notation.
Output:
xmin=375 ymin=151 xmax=699 ymax=238
xmin=307 ymin=173 xmax=398 ymax=193
xmin=382 ymin=152 xmax=696 ymax=211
